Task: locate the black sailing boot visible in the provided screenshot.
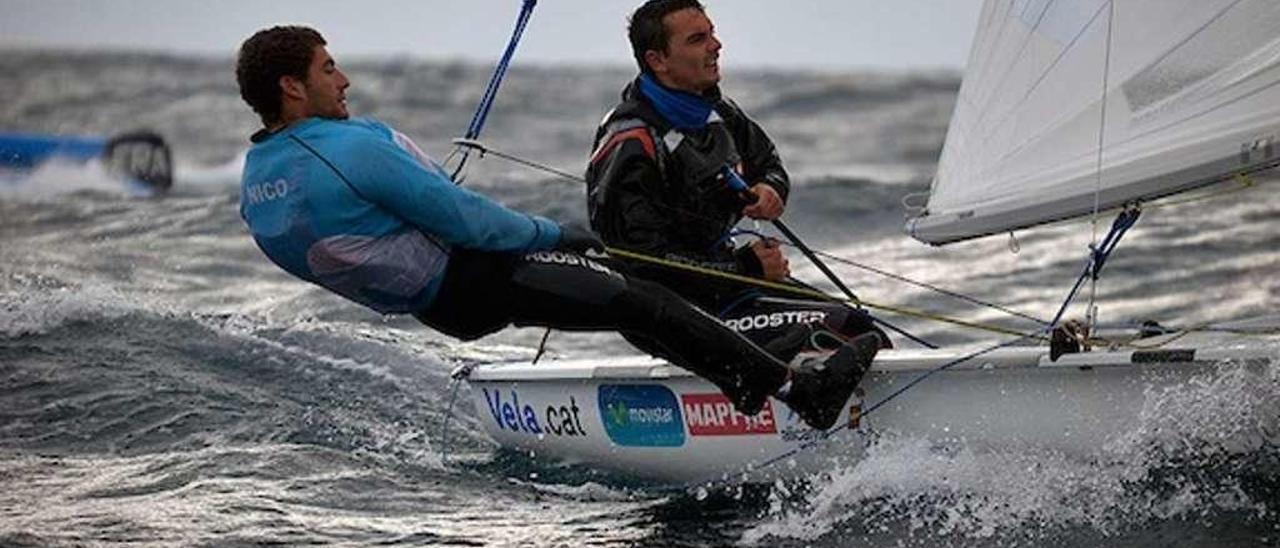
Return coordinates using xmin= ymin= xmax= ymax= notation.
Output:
xmin=780 ymin=332 xmax=881 ymax=430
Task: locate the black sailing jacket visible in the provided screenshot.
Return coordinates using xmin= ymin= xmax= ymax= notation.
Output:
xmin=585 ymin=77 xmax=791 ymax=310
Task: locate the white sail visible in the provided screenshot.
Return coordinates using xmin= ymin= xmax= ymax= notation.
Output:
xmin=909 ymin=0 xmax=1280 ymax=245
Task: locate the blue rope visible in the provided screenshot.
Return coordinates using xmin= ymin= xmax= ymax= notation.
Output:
xmin=452 ymin=0 xmax=538 ymax=181
xmin=688 ymin=208 xmax=1144 ymax=489
xmin=1046 ymin=207 xmax=1141 ymax=328
xmin=464 ymin=0 xmax=537 ymax=140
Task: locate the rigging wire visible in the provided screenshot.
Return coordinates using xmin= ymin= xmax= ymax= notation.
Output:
xmin=446 ymin=0 xmax=538 ymax=183
xmin=1085 ymin=0 xmax=1118 ymax=338
xmin=807 ymin=247 xmax=1049 ymax=326
xmin=438 ymin=363 xmax=478 ymax=465
xmin=452 ymin=138 xmax=584 ymax=183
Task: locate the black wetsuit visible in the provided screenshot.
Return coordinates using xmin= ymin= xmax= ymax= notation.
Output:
xmin=415 ymin=249 xmax=788 ymax=410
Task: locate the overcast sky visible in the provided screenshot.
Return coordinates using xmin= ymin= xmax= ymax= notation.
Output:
xmin=0 ymin=0 xmax=985 ymax=71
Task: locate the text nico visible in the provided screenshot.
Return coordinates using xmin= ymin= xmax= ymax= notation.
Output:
xmin=245 ymin=178 xmax=291 ymax=205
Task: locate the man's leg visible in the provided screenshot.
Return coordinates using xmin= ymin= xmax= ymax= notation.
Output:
xmin=502 ymin=250 xmax=790 ymax=414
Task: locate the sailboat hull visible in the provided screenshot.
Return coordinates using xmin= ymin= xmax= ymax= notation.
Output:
xmin=464 ymin=347 xmax=1264 ymax=484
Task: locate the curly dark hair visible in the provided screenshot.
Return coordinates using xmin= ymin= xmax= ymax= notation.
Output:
xmin=235 ymin=26 xmax=326 ymax=125
xmin=627 ymin=0 xmax=706 ymax=74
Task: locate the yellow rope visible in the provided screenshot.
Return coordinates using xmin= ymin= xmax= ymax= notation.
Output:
xmin=605 ymin=247 xmax=1039 ymax=339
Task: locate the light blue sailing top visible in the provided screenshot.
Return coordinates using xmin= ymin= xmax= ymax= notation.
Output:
xmin=239 ymin=117 xmax=562 ymax=313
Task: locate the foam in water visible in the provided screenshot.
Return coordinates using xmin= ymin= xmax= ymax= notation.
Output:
xmin=745 ymin=355 xmax=1279 ymax=544
xmin=0 ymin=157 xmax=168 ymax=198
xmin=0 ymin=285 xmax=136 ymax=338
xmin=517 ymin=479 xmax=643 ymax=503
xmin=171 ymin=152 xmax=245 ymax=192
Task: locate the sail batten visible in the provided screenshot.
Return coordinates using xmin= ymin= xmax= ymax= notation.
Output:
xmin=911 ymin=0 xmax=1280 ymax=245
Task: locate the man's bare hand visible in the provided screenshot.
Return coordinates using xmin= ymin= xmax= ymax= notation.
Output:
xmin=751 ymin=238 xmax=789 ymax=281
xmin=742 ymin=183 xmax=784 ymax=220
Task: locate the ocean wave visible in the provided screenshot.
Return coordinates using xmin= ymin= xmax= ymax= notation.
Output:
xmin=0 ymin=285 xmax=135 ymax=338
xmin=0 ymin=288 xmax=502 ymax=462
xmin=751 ymin=72 xmax=960 ymax=118
xmin=744 ymin=356 xmax=1280 ymax=545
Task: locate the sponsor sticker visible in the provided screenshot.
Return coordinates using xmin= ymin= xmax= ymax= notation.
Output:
xmin=681 ymin=393 xmax=778 ymax=436
xmin=724 ymin=310 xmax=827 ymax=332
xmin=597 ymin=384 xmax=685 ymax=447
xmin=482 ymin=388 xmax=588 ymax=438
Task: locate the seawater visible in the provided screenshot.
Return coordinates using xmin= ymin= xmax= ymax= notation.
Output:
xmin=1 ymin=51 xmax=1278 ymax=547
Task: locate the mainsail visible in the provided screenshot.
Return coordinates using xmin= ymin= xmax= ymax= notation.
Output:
xmin=909 ymin=0 xmax=1280 ymax=245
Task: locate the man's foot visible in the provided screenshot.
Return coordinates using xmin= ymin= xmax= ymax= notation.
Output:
xmin=782 ymin=332 xmax=880 ymax=430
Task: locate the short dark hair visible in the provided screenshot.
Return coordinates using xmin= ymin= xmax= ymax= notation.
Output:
xmin=235 ymin=26 xmax=326 ymax=125
xmin=627 ymin=0 xmax=705 ymax=74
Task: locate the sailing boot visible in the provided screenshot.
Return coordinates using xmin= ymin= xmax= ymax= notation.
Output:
xmin=780 ymin=332 xmax=880 ymax=430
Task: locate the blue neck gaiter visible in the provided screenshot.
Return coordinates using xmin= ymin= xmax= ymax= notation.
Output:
xmin=637 ymin=73 xmax=714 ymax=130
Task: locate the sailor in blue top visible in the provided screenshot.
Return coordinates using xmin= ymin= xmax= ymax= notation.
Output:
xmin=241 ymin=114 xmax=562 ymax=315
xmin=233 ymin=25 xmax=879 ymax=431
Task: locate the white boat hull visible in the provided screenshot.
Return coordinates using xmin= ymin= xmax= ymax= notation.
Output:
xmin=464 ymin=346 xmax=1269 ymax=484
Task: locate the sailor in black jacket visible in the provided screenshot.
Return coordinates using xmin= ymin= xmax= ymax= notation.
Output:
xmin=587 ymin=0 xmax=790 ymax=312
xmin=587 ymin=0 xmax=888 ymax=360
xmin=587 ymin=76 xmax=791 ymax=308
